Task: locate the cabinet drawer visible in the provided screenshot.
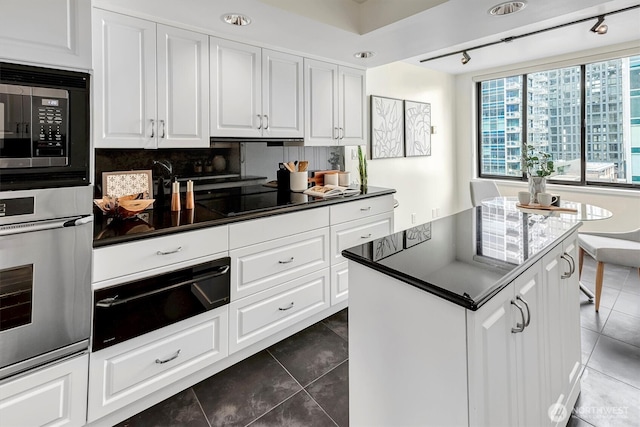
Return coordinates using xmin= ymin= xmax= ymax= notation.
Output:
xmin=88 ymin=308 xmax=228 ymax=421
xmin=229 ymin=269 xmax=330 ymax=354
xmin=229 ymin=208 xmax=329 ymax=248
xmin=0 ymin=353 xmax=88 ymax=427
xmin=331 ymin=212 xmax=394 ymax=264
xmin=93 ymin=226 xmax=228 ymax=283
xmin=230 ymin=228 xmax=329 ymax=300
xmin=331 ymin=261 xmax=349 ymax=305
xmin=330 ymin=195 xmax=394 ymax=224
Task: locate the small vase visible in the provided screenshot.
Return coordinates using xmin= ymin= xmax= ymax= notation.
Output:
xmin=528 ymin=176 xmax=546 ymax=203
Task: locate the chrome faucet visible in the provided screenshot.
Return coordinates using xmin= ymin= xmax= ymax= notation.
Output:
xmin=152 ymin=159 xmax=173 ymax=178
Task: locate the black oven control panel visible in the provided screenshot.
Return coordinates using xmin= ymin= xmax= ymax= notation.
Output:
xmin=33 ymin=95 xmax=68 ymax=157
xmin=0 ymin=197 xmax=34 ymax=217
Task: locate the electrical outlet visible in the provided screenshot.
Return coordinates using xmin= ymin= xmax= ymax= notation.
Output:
xmin=350 ymin=147 xmax=357 ymax=160
xmin=411 ymin=213 xmax=417 ymax=224
xmin=432 ymin=208 xmax=439 ymax=218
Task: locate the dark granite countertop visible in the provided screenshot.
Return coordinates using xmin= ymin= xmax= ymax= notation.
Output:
xmin=342 ymin=205 xmax=582 ymax=311
xmin=94 ymin=185 xmax=395 ymax=248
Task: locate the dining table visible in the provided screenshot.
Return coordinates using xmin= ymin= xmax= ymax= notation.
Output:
xmin=482 ymin=196 xmax=613 ymax=301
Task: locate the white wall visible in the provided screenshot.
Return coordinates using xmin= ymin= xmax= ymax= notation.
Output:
xmin=346 ymin=62 xmax=458 ymax=232
xmin=454 ymin=42 xmax=640 ymax=233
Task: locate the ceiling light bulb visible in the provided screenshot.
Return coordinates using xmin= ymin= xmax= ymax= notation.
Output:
xmin=590 ymin=16 xmax=607 ymax=34
xmin=222 ymin=14 xmax=251 ymax=26
xmin=461 ymin=51 xmax=471 ymax=65
xmin=354 ymin=51 xmax=375 ymax=59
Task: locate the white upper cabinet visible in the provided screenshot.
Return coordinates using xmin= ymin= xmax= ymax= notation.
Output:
xmin=304 ymin=59 xmax=366 ymax=146
xmin=93 ymin=10 xmax=209 ymax=149
xmin=210 ymin=38 xmax=303 ymax=138
xmin=0 ymin=0 xmax=91 ymax=70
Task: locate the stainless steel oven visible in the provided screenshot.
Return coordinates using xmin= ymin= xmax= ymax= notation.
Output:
xmin=92 ymin=257 xmax=231 ymax=351
xmin=0 ymin=186 xmax=92 ymax=380
xmin=0 ymin=62 xmax=90 ymax=190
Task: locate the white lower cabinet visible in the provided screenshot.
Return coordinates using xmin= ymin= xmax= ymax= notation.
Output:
xmin=0 ymin=353 xmax=88 ymax=427
xmin=331 ymin=261 xmax=350 ymax=305
xmin=331 ymin=212 xmax=394 ymax=264
xmin=467 ymin=262 xmax=547 ymax=427
xmin=87 ymin=308 xmax=228 ymax=422
xmin=229 ymin=269 xmax=330 ymax=354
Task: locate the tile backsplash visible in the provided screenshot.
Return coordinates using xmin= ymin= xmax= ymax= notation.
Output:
xmin=95 ymin=143 xmax=345 ymax=195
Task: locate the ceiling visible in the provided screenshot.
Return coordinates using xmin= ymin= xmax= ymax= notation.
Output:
xmin=95 ymin=0 xmax=640 ymax=74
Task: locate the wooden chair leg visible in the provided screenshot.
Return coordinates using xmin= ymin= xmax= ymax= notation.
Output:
xmin=579 ymin=247 xmax=584 ymax=280
xmin=595 ymin=262 xmax=605 ymax=312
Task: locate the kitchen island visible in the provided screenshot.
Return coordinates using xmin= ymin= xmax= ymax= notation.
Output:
xmin=342 ymin=204 xmax=583 ymax=427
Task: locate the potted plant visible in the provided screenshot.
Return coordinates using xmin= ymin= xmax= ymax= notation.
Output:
xmin=523 ymin=144 xmax=554 ymax=203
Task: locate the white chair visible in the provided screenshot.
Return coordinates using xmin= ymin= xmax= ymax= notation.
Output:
xmin=469 ymin=180 xmax=500 ymax=207
xmin=578 ymin=228 xmax=640 ymax=312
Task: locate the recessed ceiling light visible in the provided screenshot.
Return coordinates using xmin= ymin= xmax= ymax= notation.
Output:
xmin=488 ymin=1 xmax=527 ymax=16
xmin=354 ymin=51 xmax=375 ymax=59
xmin=221 ymin=13 xmax=251 ymax=26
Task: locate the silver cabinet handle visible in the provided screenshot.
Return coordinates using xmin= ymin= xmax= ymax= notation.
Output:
xmin=264 ymin=114 xmax=269 ymax=129
xmin=511 ymin=300 xmax=526 ymax=333
xmin=150 ymin=119 xmax=155 ymax=138
xmin=279 ymin=257 xmax=294 ymax=264
xmin=279 ymin=302 xmax=294 ymax=311
xmin=155 ymin=349 xmax=181 ymax=364
xmin=257 ymin=114 xmax=262 ymax=129
xmin=516 ymin=295 xmax=531 ymax=327
xmin=160 ymin=119 xmax=166 ymax=138
xmin=566 ymin=253 xmax=576 ymax=276
xmin=157 ymin=246 xmax=182 ymax=256
xmin=560 ymin=254 xmax=572 ymax=279
xmin=360 ymin=207 xmax=372 ymax=211
xmin=339 ymin=127 xmax=344 ymax=139
xmin=333 ymin=127 xmax=339 ymax=140
xmin=361 ymin=233 xmax=372 ymax=239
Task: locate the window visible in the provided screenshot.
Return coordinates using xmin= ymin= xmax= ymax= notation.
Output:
xmin=477 ymin=55 xmax=640 ymax=188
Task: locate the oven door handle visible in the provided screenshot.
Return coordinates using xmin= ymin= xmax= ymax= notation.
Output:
xmin=96 ymin=265 xmax=230 ymax=308
xmin=0 ymin=215 xmax=93 ymax=237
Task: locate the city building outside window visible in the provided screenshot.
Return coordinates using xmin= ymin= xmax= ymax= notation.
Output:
xmin=477 ymin=55 xmax=640 ymax=188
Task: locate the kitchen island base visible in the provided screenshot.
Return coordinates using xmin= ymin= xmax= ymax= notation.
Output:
xmin=347 ymin=230 xmax=582 ymax=427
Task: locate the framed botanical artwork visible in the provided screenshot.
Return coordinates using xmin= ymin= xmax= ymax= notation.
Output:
xmin=404 ymin=223 xmax=432 ymax=248
xmin=404 ymin=100 xmax=431 ymax=157
xmin=370 ymin=95 xmax=404 ymax=159
xmin=101 ymin=170 xmax=152 ymax=198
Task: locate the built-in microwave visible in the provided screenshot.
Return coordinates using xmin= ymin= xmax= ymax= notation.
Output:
xmin=0 ymin=62 xmax=90 ymax=190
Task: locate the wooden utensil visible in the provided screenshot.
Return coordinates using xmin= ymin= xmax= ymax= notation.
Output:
xmin=283 ymin=162 xmax=295 ymax=172
xmin=287 ymin=161 xmax=296 ymax=172
xmin=298 ymin=160 xmax=308 ymax=172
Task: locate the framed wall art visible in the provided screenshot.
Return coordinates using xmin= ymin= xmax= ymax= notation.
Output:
xmin=370 ymin=95 xmax=404 ymax=159
xmin=404 ymin=100 xmax=431 ymax=157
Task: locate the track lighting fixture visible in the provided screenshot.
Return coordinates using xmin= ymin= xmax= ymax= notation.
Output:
xmin=461 ymin=51 xmax=471 ymax=64
xmin=590 ymin=15 xmax=608 ymax=34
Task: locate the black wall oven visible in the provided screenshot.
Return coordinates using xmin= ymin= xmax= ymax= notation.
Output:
xmin=92 ymin=257 xmax=231 ymax=351
xmin=0 ymin=62 xmax=90 ymax=190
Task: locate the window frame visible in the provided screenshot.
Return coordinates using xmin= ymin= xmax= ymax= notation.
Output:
xmin=476 ymin=57 xmax=639 ymax=190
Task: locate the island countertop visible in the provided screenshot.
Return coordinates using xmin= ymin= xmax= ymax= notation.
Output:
xmin=342 ymin=204 xmax=582 ymax=310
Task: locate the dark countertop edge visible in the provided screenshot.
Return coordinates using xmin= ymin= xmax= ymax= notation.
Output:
xmin=93 ymin=188 xmax=396 ymax=248
xmin=342 ymin=221 xmax=582 ymax=311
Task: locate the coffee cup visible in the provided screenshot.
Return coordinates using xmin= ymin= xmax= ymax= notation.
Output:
xmin=517 ymin=191 xmax=531 ymax=205
xmin=537 ymin=192 xmax=557 ymax=207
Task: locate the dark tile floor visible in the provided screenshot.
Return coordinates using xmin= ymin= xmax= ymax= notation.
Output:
xmin=117 ymin=256 xmax=639 ymax=427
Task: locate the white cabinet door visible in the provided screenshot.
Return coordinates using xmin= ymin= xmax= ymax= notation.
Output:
xmin=210 ymin=38 xmax=262 ymax=137
xmin=467 ymin=282 xmax=519 ymax=427
xmin=93 ymin=10 xmax=157 ymax=149
xmin=262 ymin=49 xmax=303 ymax=138
xmin=304 ymin=59 xmax=339 ymax=146
xmin=0 ymin=0 xmax=91 ymax=69
xmin=0 ymin=353 xmax=88 ymax=427
xmin=157 ymin=25 xmax=209 ymax=148
xmin=514 ymin=263 xmax=548 ymax=427
xmin=338 ymin=66 xmax=366 ymax=146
